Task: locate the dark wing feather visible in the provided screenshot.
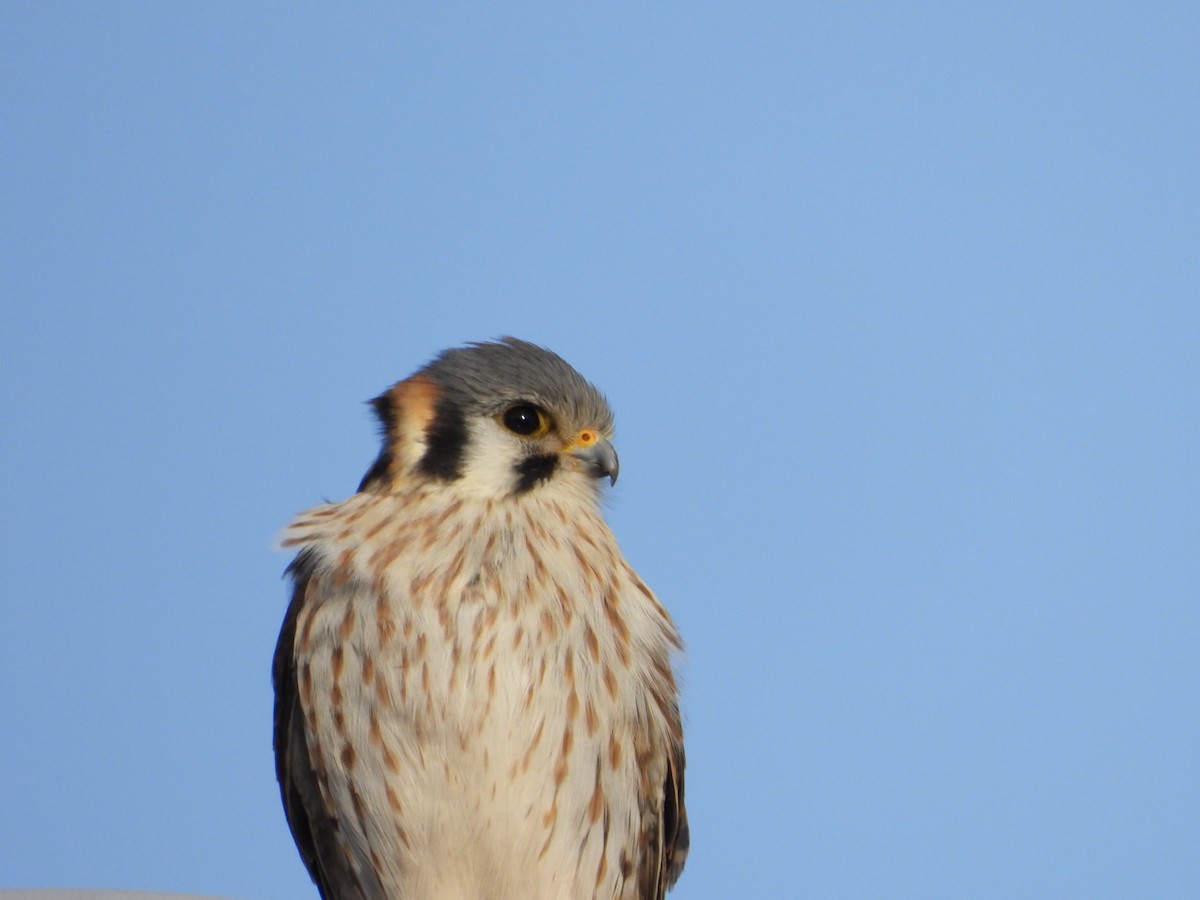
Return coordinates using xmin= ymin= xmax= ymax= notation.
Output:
xmin=662 ymin=743 xmax=689 ymax=889
xmin=273 ymin=550 xmax=365 ymax=900
xmin=638 ymin=736 xmax=689 ymax=899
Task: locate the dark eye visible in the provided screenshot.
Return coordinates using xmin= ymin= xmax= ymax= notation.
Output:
xmin=501 ymin=404 xmax=550 ymax=438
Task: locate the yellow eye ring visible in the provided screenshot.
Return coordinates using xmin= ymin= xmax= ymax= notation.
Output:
xmin=500 ymin=404 xmax=551 ymax=438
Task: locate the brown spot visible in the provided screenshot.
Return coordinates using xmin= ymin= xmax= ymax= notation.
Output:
xmin=361 ymin=655 xmax=374 ymax=685
xmin=633 ymin=739 xmax=656 ymax=777
xmin=368 ymin=710 xmax=382 ymax=745
xmin=528 ymin=516 xmax=546 ymax=541
xmin=512 ymin=625 xmax=525 ymax=650
xmin=429 ymin=496 xmax=463 ymax=533
xmin=525 ymin=535 xmax=547 ymax=584
xmin=375 ymin=673 xmax=391 ymax=706
xmin=382 ymin=741 xmax=401 ymax=774
xmin=385 ymin=781 xmax=404 ymax=814
xmin=615 ymin=640 xmax=631 ymax=668
xmin=633 ymin=576 xmax=655 ymax=601
xmin=369 ymin=539 xmax=406 ymax=578
xmin=583 ymin=625 xmax=600 ymax=662
xmin=585 ymin=700 xmax=599 ymax=736
xmin=332 ymin=548 xmax=354 ymax=587
xmin=588 ymin=764 xmax=604 ymax=823
xmin=488 ymin=573 xmax=506 ymax=607
xmin=594 ymin=848 xmax=608 ymax=886
xmin=487 ymin=664 xmax=496 ymax=698
xmin=563 ymin=646 xmax=575 ymax=685
xmin=566 ymin=688 xmax=579 ymax=722
xmin=601 ymin=590 xmax=631 ymax=642
xmin=603 ymin=666 xmax=619 ymax=700
xmin=449 ymin=643 xmax=461 ymax=691
xmin=376 ymin=598 xmax=396 ymax=646
xmin=561 ymin=725 xmax=574 ymax=759
xmin=571 ymin=545 xmax=601 ymax=587
xmin=413 ymin=632 xmax=427 ymax=661
xmin=444 ymin=542 xmax=465 ymax=585
xmin=540 ymin=608 xmax=558 ymax=638
xmin=619 ymin=850 xmax=633 ymax=879
xmin=360 ymin=514 xmax=391 ymax=543
xmin=418 ymin=522 xmax=439 ymax=553
xmin=330 ymin=645 xmax=345 ymax=680
xmin=297 ymin=600 xmax=318 ymax=655
xmin=370 ymin=573 xmax=388 ymax=601
xmin=331 ymin=688 xmax=345 ymax=736
xmin=341 ymin=744 xmax=356 ymax=770
xmin=608 ymin=733 xmax=622 ymax=769
xmin=409 ymin=570 xmax=435 ymax=598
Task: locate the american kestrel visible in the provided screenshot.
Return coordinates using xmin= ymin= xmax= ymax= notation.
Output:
xmin=273 ymin=338 xmax=688 ymax=900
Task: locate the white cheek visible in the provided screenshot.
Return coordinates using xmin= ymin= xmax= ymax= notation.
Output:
xmin=456 ymin=420 xmax=528 ymax=497
xmin=453 ymin=419 xmax=601 ymax=505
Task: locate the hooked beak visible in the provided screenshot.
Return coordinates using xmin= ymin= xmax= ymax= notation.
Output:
xmin=570 ymin=436 xmax=619 ymax=486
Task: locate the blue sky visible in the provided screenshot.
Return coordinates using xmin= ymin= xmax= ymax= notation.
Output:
xmin=2 ymin=4 xmax=1197 ymax=898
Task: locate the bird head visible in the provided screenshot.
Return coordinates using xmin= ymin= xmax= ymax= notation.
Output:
xmin=358 ymin=338 xmax=618 ymax=500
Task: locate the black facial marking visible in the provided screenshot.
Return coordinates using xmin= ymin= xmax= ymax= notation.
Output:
xmin=357 ymin=392 xmax=396 ymax=492
xmin=514 ymin=453 xmax=559 ymax=494
xmin=417 ymin=397 xmax=468 ymax=481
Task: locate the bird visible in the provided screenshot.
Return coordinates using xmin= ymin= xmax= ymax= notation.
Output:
xmin=273 ymin=338 xmax=688 ymax=900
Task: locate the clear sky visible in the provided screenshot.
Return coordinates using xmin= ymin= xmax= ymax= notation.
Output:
xmin=2 ymin=4 xmax=1197 ymax=898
